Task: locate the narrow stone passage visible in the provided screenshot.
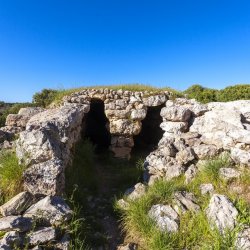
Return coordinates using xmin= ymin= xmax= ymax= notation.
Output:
xmin=85 ymin=155 xmax=143 ymax=249
xmin=66 ymin=140 xmax=144 ymax=250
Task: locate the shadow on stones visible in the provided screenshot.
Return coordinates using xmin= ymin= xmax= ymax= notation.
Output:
xmin=132 ymin=104 xmax=164 ymax=156
xmin=83 ymin=99 xmax=111 ymax=153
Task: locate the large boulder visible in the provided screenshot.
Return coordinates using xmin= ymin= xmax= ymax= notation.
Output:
xmin=16 ymin=103 xmax=89 ymax=196
xmin=23 ymin=158 xmax=64 ymax=196
xmin=190 ymin=104 xmax=250 ymax=149
xmin=24 ymin=196 xmax=72 ymax=226
xmin=160 ymin=106 xmax=191 ymax=122
xmin=5 ymin=107 xmax=44 ymax=129
xmin=206 ymin=194 xmax=238 ymax=233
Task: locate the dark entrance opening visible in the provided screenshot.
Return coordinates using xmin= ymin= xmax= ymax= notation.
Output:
xmin=83 ymin=99 xmax=111 ymax=153
xmin=132 ymin=105 xmax=164 ymax=156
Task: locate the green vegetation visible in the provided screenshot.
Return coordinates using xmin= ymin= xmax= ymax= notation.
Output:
xmin=184 ymin=84 xmax=250 ymax=103
xmin=31 ymin=83 xmax=250 ymax=108
xmin=0 ymin=149 xmax=26 ymax=204
xmin=116 ymin=155 xmax=250 ymax=250
xmin=65 ymin=139 xmax=144 ymax=248
xmin=32 ymin=88 xmax=58 ymax=108
xmin=0 ymin=102 xmax=34 ymax=127
xmin=32 ymin=84 xmax=183 ymax=107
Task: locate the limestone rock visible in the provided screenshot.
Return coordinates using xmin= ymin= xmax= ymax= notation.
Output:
xmin=55 ymin=233 xmax=70 ymax=250
xmin=117 ymin=243 xmax=138 ymax=250
xmin=148 ymin=204 xmax=179 ymax=232
xmin=24 ymin=196 xmax=72 ymax=226
xmin=185 ymin=164 xmax=198 ymax=184
xmin=0 ymin=242 xmax=11 ymax=250
xmin=2 ymin=231 xmax=21 ymax=247
xmin=124 ymin=183 xmax=146 ymax=200
xmin=130 ymin=109 xmax=147 ymax=120
xmin=173 ymin=191 xmax=200 ymax=213
xmin=0 ymin=216 xmax=32 ymax=232
xmin=170 ymin=98 xmax=208 ymax=117
xmin=160 ymin=106 xmax=191 ymax=122
xmin=206 ymin=194 xmax=238 ymax=233
xmin=5 ymin=114 xmax=30 ymax=128
xmin=27 ymin=227 xmax=56 ymax=246
xmin=231 ymin=148 xmax=250 ymax=167
xmin=145 ymin=153 xmax=185 ymax=180
xmin=160 ymin=121 xmax=188 ymax=134
xmin=16 ymin=104 xmax=88 ymax=167
xmin=200 ymin=184 xmax=214 ymax=195
xmin=117 ymin=199 xmax=129 ymax=210
xmin=190 ymin=107 xmax=250 ymax=149
xmin=175 ymin=147 xmax=195 ymax=165
xmin=235 ymin=227 xmax=250 ymax=250
xmin=142 ymin=95 xmax=167 ymax=107
xmin=0 ymin=192 xmax=34 ymax=216
xmin=192 ymin=144 xmax=220 ymax=159
xmin=23 ymin=158 xmax=64 ymax=196
xmin=219 ymin=168 xmax=240 ymax=180
xmin=109 ymin=119 xmax=141 ymax=135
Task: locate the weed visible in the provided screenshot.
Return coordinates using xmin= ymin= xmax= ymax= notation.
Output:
xmin=0 ymin=149 xmax=26 ymax=204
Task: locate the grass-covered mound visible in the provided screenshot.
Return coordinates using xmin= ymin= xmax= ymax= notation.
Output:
xmin=32 ymin=83 xmax=250 ymax=108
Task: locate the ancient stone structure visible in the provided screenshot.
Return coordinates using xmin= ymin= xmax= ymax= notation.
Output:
xmin=0 ymin=88 xmax=249 ymax=249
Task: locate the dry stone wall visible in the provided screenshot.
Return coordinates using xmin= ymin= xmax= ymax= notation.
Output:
xmin=0 ymin=88 xmax=250 ymax=249
xmin=63 ymin=88 xmax=169 ymax=158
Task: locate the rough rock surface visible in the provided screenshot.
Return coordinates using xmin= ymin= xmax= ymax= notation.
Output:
xmin=0 ymin=192 xmax=34 ymax=216
xmin=27 ymin=227 xmax=56 ymax=245
xmin=148 ymin=204 xmax=179 ymax=232
xmin=185 ymin=164 xmax=198 ymax=184
xmin=117 ymin=243 xmax=138 ymax=250
xmin=16 ymin=103 xmax=89 ymax=195
xmin=219 ymin=167 xmax=240 ymax=180
xmin=206 ymin=194 xmax=238 ymax=233
xmin=4 ymin=107 xmax=44 ymax=132
xmin=235 ymin=227 xmax=250 ymax=250
xmin=200 ymin=184 xmax=214 ymax=195
xmin=0 ymin=216 xmax=32 ymax=232
xmin=124 ymin=183 xmax=146 ymax=200
xmin=173 ymin=191 xmax=200 ymax=213
xmin=1 ymin=89 xmax=250 ymax=249
xmin=24 ymin=196 xmax=72 ymax=226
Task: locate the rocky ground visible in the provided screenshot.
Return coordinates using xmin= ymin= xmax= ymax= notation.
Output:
xmin=0 ymin=89 xmax=249 ymax=249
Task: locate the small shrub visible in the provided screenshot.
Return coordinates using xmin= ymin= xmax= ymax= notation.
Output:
xmin=32 ymin=88 xmax=58 ymax=108
xmin=0 ymin=150 xmax=26 ymax=204
xmin=217 ymin=84 xmax=250 ymax=102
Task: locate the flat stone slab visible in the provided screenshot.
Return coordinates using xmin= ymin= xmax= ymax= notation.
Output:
xmin=0 ymin=216 xmax=32 ymax=232
xmin=0 ymin=192 xmax=34 ymax=216
xmin=24 ymin=196 xmax=72 ymax=226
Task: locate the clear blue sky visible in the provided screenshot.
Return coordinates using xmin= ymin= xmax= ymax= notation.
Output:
xmin=0 ymin=0 xmax=250 ymax=102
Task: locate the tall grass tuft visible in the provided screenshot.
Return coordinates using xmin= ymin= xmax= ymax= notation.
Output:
xmin=0 ymin=150 xmax=26 ymax=204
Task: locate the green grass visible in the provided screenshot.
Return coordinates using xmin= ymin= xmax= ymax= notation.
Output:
xmin=65 ymin=139 xmax=144 ymax=248
xmin=44 ymin=84 xmax=183 ymax=106
xmin=117 ymin=155 xmax=250 ymax=250
xmin=0 ymin=149 xmax=26 ymax=204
